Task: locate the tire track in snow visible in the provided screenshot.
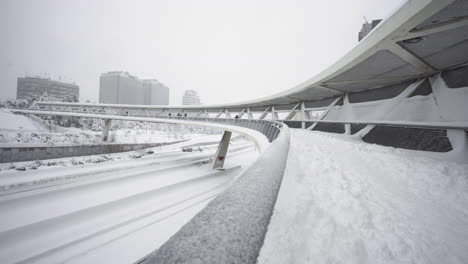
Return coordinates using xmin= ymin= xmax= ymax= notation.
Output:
xmin=0 ymin=167 xmax=241 ymax=264
xmin=0 ymin=145 xmax=252 ymax=202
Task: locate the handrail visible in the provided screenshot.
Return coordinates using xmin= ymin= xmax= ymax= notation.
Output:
xmin=281 ymin=119 xmax=468 ymax=131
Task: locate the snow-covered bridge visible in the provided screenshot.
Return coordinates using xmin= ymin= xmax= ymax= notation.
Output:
xmin=3 ymin=0 xmax=468 ymax=263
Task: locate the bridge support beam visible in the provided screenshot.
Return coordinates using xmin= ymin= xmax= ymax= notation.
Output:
xmin=102 ymin=119 xmax=112 ymax=142
xmin=246 ymin=108 xmax=254 ymax=119
xmin=212 ymin=131 xmax=232 ymax=169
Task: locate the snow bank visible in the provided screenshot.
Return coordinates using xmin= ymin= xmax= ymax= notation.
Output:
xmin=258 ymin=129 xmax=468 ymax=264
xmin=140 ymin=126 xmax=290 ymax=264
xmin=0 ymin=109 xmax=41 ymax=131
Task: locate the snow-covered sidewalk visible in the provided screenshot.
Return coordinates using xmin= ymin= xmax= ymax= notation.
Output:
xmin=259 ymin=129 xmax=468 ymax=264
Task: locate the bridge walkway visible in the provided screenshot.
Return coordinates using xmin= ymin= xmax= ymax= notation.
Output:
xmin=258 ymin=128 xmax=468 ymax=264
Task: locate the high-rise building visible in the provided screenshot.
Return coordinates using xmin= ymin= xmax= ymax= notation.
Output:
xmin=99 ymin=71 xmax=169 ymax=105
xmin=358 ymin=19 xmax=382 ymax=41
xmin=182 ymin=89 xmax=201 ymax=105
xmin=144 ymin=79 xmax=170 ymax=105
xmin=16 ymin=76 xmax=79 ymax=102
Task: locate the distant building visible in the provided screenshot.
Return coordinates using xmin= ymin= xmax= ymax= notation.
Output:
xmin=144 ymin=79 xmax=170 ymax=105
xmin=182 ymin=90 xmax=201 ymax=105
xmin=358 ymin=19 xmax=382 ymax=41
xmin=99 ymin=71 xmax=169 ymax=105
xmin=16 ymin=76 xmax=79 ymax=102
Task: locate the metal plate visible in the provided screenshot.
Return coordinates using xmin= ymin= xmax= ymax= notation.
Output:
xmin=413 ymin=0 xmax=468 ymax=31
xmin=400 ymin=24 xmax=468 ymax=69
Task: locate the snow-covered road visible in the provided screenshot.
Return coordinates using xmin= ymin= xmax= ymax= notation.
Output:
xmin=259 ymin=129 xmax=468 ymax=264
xmin=0 ymin=138 xmax=258 ymax=264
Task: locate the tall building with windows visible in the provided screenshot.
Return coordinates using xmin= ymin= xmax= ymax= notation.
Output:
xmin=16 ymin=76 xmax=79 ymax=102
xmin=182 ymin=89 xmax=201 ymax=105
xmin=99 ymin=71 xmax=169 ymax=105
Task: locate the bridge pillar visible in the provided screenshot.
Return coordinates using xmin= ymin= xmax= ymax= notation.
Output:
xmin=212 ymin=131 xmax=232 ymax=169
xmin=102 ymin=119 xmax=112 ymax=142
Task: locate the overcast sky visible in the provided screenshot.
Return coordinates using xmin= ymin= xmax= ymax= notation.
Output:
xmin=0 ymin=0 xmax=406 ymax=105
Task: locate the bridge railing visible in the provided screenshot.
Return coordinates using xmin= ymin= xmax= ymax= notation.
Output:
xmin=28 ymin=104 xmax=285 ymax=143
xmin=160 ymin=116 xmax=283 ymax=142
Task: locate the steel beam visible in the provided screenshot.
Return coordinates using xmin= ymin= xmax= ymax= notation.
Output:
xmin=258 ymin=107 xmax=271 ymax=120
xmin=284 ymin=103 xmax=300 ymax=120
xmin=308 ymin=96 xmax=342 ymax=130
xmin=215 ymin=109 xmax=224 ymax=118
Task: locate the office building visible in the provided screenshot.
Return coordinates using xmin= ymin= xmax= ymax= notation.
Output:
xmin=16 ymin=76 xmax=79 ymax=102
xmin=99 ymin=71 xmax=169 ymax=105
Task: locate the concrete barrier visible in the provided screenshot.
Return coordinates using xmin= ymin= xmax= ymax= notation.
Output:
xmin=0 ymin=141 xmax=184 ymax=163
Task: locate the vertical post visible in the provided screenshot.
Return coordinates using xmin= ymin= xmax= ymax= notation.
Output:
xmin=224 ymin=109 xmax=231 ymax=119
xmin=301 ymin=102 xmax=306 ymax=129
xmin=102 ymin=119 xmax=112 ymax=142
xmin=212 ymin=131 xmax=232 ymax=169
xmin=247 ymin=108 xmax=254 ymax=119
xmin=271 ymin=106 xmax=279 ymax=120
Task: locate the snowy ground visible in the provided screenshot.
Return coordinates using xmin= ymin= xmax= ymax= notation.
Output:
xmin=0 ymin=135 xmax=258 ymax=264
xmin=258 ymin=129 xmax=468 ymax=264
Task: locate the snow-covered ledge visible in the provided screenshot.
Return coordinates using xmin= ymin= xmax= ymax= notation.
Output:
xmin=139 ymin=125 xmax=290 ymax=264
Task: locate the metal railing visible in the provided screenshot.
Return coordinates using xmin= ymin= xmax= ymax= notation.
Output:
xmin=23 ymin=106 xmax=285 ymax=143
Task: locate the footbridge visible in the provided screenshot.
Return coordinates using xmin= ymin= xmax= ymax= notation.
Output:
xmin=7 ymin=0 xmax=468 ymax=263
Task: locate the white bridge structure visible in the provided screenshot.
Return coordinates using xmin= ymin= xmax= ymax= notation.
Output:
xmin=8 ymin=0 xmax=468 ymax=263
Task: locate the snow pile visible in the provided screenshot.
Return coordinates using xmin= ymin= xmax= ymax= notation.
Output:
xmin=0 ymin=131 xmax=101 ymax=146
xmin=0 ymin=109 xmax=41 ymax=131
xmin=141 ymin=126 xmax=290 ymax=264
xmin=258 ymin=129 xmax=468 ymax=264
